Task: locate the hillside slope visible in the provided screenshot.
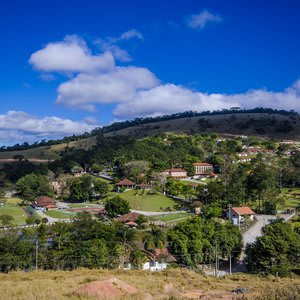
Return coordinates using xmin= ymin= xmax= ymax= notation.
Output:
xmin=0 ymin=112 xmax=299 ymax=160
xmin=0 ymin=268 xmax=299 ymax=300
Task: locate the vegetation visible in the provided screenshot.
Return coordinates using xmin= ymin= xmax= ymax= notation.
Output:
xmin=168 ymin=217 xmax=242 ymax=266
xmin=104 ymin=196 xmax=131 ymax=217
xmin=245 ymin=219 xmax=300 ymax=276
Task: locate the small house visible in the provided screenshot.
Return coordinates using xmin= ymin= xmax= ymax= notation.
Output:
xmin=116 ymin=212 xmax=141 ymax=223
xmin=32 ymin=196 xmax=57 ymax=211
xmin=116 ymin=178 xmax=136 ymax=192
xmin=227 ymin=206 xmax=255 ymax=225
xmin=142 ymin=248 xmax=177 ymax=271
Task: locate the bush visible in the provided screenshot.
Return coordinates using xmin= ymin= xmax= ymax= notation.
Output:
xmin=25 ymin=216 xmax=35 ymax=225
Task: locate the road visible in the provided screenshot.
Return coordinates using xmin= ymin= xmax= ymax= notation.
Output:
xmin=35 ymin=210 xmax=60 ymax=223
xmin=241 ymin=213 xmax=295 ymax=260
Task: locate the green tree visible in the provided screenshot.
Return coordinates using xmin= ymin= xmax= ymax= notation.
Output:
xmin=245 ymin=220 xmax=300 ymax=276
xmin=16 ymin=173 xmax=53 ymax=203
xmin=0 ymin=215 xmax=14 ymax=226
xmin=105 ymin=196 xmax=130 ymax=217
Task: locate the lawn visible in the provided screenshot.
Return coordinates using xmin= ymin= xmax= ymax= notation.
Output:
xmin=117 ymin=190 xmax=181 ymax=211
xmin=151 ymin=212 xmax=192 ymax=222
xmin=0 ymin=198 xmax=27 ymax=225
xmin=282 ymin=188 xmax=300 ymax=208
xmin=44 ymin=210 xmax=75 ymax=219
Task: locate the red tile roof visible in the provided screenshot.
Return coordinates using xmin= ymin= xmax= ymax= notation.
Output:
xmin=116 ymin=212 xmax=141 ymax=222
xmin=231 ymin=206 xmax=255 ymax=215
xmin=116 ymin=178 xmax=136 ymax=186
xmin=33 ymin=196 xmax=56 ymax=208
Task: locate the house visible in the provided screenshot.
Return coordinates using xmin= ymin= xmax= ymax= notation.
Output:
xmin=193 ymin=163 xmax=213 ymax=176
xmin=116 ymin=212 xmax=141 ymax=223
xmin=162 ymin=168 xmax=187 ymax=179
xmin=32 ymin=196 xmax=57 ymax=211
xmin=116 ymin=178 xmax=136 ymax=192
xmin=51 ymin=181 xmax=66 ymax=195
xmin=122 ymin=248 xmax=176 ymax=271
xmin=142 ymin=248 xmax=177 ymax=271
xmin=227 ymin=206 xmax=255 ymax=225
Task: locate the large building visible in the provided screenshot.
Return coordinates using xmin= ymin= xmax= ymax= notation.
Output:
xmin=162 ymin=168 xmax=187 ymax=179
xmin=193 ymin=163 xmax=213 ymax=175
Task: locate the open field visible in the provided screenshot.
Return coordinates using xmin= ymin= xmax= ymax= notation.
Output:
xmin=118 ymin=190 xmax=181 ymax=211
xmin=0 ymin=268 xmax=299 ymax=300
xmin=0 ymin=198 xmax=27 ymax=225
xmin=150 ymin=212 xmax=192 ymax=222
xmin=282 ymin=188 xmax=300 ymax=208
xmin=44 ymin=210 xmax=74 ymax=219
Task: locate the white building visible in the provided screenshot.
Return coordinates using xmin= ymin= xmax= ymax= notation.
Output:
xmin=193 ymin=163 xmax=213 ymax=175
xmin=227 ymin=206 xmax=255 ymax=226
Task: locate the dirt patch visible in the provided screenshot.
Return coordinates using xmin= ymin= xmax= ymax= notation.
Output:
xmin=76 ymin=277 xmax=138 ymax=299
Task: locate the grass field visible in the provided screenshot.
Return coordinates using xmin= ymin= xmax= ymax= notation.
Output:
xmin=0 ymin=268 xmax=299 ymax=300
xmin=44 ymin=210 xmax=74 ymax=219
xmin=150 ymin=212 xmax=192 ymax=222
xmin=118 ymin=190 xmax=180 ymax=211
xmin=282 ymin=188 xmax=300 ymax=208
xmin=0 ymin=198 xmax=27 ymax=225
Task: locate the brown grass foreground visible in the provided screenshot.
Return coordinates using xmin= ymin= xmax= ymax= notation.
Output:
xmin=0 ymin=268 xmax=299 ymax=300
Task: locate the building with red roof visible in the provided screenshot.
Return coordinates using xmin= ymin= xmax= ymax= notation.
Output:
xmin=32 ymin=196 xmax=57 ymax=210
xmin=162 ymin=168 xmax=187 ymax=179
xmin=193 ymin=162 xmax=213 ymax=175
xmin=227 ymin=206 xmax=256 ymax=225
xmin=116 ymin=178 xmax=136 ymax=192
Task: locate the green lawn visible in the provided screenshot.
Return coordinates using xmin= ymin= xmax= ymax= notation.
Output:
xmin=0 ymin=198 xmax=27 ymax=225
xmin=151 ymin=212 xmax=192 ymax=222
xmin=44 ymin=210 xmax=74 ymax=219
xmin=117 ymin=190 xmax=181 ymax=211
xmin=282 ymin=188 xmax=300 ymax=208
xmin=68 ymin=203 xmax=100 ymax=208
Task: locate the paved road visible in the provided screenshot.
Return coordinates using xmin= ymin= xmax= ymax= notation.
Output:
xmin=242 ymin=215 xmax=277 ymax=246
xmin=35 ymin=210 xmax=60 ymax=223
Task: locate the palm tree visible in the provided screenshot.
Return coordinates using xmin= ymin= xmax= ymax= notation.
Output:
xmin=143 ymin=225 xmax=166 ymax=250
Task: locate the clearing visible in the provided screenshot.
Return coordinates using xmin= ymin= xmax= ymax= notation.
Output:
xmin=0 ymin=198 xmax=27 ymax=225
xmin=118 ymin=190 xmax=181 ymax=211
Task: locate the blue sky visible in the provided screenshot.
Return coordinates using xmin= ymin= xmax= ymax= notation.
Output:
xmin=0 ymin=0 xmax=300 ymax=144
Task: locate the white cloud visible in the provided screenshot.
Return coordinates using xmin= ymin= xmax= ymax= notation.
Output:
xmin=0 ymin=111 xmax=98 ymax=144
xmin=56 ymin=66 xmax=160 ymax=110
xmin=29 ymin=35 xmax=115 ymax=73
xmin=120 ymin=29 xmax=143 ymax=40
xmin=30 ymin=35 xmax=300 ymax=123
xmin=95 ymin=29 xmax=143 ymax=62
xmin=113 ymin=81 xmax=300 ymax=118
xmin=187 ymin=10 xmax=222 ymax=29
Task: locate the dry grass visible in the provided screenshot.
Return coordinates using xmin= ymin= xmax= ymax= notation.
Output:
xmin=0 ymin=268 xmax=299 ymax=300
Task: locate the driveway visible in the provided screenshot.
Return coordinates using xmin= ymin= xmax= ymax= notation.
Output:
xmin=35 ymin=210 xmax=59 ymax=224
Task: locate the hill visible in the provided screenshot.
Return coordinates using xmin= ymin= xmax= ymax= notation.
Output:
xmin=0 ymin=268 xmax=299 ymax=300
xmin=0 ymin=111 xmax=300 ymax=160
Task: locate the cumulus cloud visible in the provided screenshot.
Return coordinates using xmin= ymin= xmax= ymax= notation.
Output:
xmin=186 ymin=10 xmax=222 ymax=29
xmin=29 ymin=35 xmax=115 ymax=73
xmin=113 ymin=81 xmax=300 ymax=118
xmin=30 ymin=34 xmax=300 ymax=123
xmin=0 ymin=111 xmax=98 ymax=144
xmin=56 ymin=66 xmax=160 ymax=110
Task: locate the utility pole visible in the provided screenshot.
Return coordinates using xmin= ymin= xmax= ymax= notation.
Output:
xmin=215 ymin=244 xmax=218 ymax=277
xmin=35 ymin=240 xmax=39 ymax=270
xmin=229 ymin=254 xmax=232 ymax=275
